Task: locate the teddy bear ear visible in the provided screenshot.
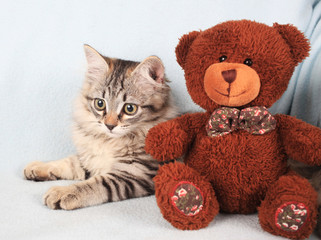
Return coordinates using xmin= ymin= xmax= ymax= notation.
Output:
xmin=273 ymin=23 xmax=310 ymax=64
xmin=175 ymin=31 xmax=200 ymax=68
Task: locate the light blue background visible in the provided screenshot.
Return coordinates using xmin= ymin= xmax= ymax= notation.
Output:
xmin=0 ymin=1 xmax=320 ymax=239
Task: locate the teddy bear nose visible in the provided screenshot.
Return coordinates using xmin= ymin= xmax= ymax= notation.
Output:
xmin=222 ymin=69 xmax=236 ymax=84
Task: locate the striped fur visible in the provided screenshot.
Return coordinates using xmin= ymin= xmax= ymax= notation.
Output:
xmin=24 ymin=45 xmax=178 ymax=210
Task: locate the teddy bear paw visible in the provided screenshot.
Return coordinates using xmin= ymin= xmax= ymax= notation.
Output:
xmin=171 ymin=181 xmax=204 ymax=216
xmin=275 ymin=202 xmax=309 ymax=232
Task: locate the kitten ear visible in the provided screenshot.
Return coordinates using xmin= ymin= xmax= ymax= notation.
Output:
xmin=84 ymin=44 xmax=109 ymax=80
xmin=132 ymin=56 xmax=165 ymax=85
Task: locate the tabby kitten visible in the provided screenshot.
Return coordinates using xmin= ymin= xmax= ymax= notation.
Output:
xmin=24 ymin=45 xmax=177 ymax=210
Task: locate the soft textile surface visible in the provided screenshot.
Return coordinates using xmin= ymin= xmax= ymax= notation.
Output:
xmin=0 ymin=0 xmax=320 ymax=239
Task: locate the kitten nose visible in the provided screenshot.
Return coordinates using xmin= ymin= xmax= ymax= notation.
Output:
xmin=105 ymin=124 xmax=116 ymax=131
xmin=222 ymin=69 xmax=236 ymax=84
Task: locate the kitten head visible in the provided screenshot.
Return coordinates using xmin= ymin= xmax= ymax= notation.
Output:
xmin=73 ymin=45 xmax=174 ymax=139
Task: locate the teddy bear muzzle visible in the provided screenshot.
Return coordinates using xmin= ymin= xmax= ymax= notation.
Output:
xmin=204 ymin=62 xmax=261 ymax=107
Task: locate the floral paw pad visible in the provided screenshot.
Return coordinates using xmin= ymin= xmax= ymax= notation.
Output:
xmin=171 ymin=181 xmax=204 ymax=216
xmin=275 ymin=202 xmax=308 ymax=232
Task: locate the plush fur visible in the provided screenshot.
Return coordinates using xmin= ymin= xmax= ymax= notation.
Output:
xmin=145 ymin=20 xmax=321 ymax=239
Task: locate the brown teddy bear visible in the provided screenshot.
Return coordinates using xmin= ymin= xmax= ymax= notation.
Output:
xmin=145 ymin=20 xmax=321 ymax=239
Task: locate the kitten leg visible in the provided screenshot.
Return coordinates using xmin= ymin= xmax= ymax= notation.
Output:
xmin=24 ymin=155 xmax=85 ymax=181
xmin=44 ymin=159 xmax=158 ymax=210
xmin=44 ymin=176 xmax=107 ymax=210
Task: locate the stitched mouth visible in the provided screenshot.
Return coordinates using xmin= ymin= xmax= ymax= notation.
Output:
xmin=215 ymin=89 xmax=247 ymax=98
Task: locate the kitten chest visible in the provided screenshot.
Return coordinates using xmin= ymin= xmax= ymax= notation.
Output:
xmin=76 ymin=136 xmax=119 ymax=175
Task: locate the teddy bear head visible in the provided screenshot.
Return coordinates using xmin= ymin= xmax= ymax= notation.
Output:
xmin=176 ymin=20 xmax=310 ymax=112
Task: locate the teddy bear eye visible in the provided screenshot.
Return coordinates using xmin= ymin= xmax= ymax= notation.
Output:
xmin=219 ymin=55 xmax=227 ymax=62
xmin=244 ymin=58 xmax=253 ymax=66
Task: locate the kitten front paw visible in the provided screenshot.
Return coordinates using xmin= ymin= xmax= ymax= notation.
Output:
xmin=24 ymin=161 xmax=61 ymax=181
xmin=44 ymin=186 xmax=82 ymax=210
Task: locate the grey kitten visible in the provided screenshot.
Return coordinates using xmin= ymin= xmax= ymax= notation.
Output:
xmin=24 ymin=45 xmax=178 ymax=210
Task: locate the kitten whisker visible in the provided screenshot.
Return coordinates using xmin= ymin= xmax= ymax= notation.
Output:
xmin=76 ymin=121 xmax=102 ymax=125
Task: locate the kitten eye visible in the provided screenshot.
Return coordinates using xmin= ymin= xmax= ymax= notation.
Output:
xmin=219 ymin=55 xmax=227 ymax=62
xmin=94 ymin=98 xmax=106 ymax=111
xmin=123 ymin=104 xmax=138 ymax=115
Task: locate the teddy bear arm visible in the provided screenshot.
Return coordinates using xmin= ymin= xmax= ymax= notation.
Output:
xmin=145 ymin=112 xmax=209 ymax=161
xmin=275 ymin=114 xmax=321 ymax=165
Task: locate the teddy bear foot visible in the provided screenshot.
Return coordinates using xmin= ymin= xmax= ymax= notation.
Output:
xmin=258 ymin=173 xmax=317 ymax=239
xmin=275 ymin=202 xmax=308 ymax=232
xmin=171 ymin=181 xmax=204 ymax=216
xmin=154 ymin=162 xmax=219 ymax=230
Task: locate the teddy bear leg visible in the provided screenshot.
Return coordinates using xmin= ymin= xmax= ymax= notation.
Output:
xmin=154 ymin=161 xmax=219 ymax=230
xmin=258 ymin=172 xmax=318 ymax=239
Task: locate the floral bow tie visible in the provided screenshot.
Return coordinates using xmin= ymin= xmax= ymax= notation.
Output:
xmin=206 ymin=106 xmax=276 ymax=137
